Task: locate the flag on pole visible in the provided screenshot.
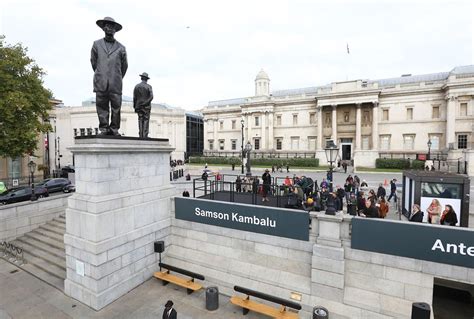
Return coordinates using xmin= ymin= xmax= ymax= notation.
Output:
xmin=347 ymin=43 xmax=350 ymax=54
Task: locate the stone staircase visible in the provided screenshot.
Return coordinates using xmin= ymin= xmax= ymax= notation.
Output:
xmin=12 ymin=215 xmax=66 ymax=290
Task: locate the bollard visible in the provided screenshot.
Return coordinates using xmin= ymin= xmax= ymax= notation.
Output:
xmin=313 ymin=306 xmax=329 ymax=319
xmin=411 ymin=302 xmax=430 ymax=319
xmin=205 ymin=286 xmax=219 ymax=311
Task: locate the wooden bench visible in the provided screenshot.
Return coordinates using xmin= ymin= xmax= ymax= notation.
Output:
xmin=230 ymin=285 xmax=301 ymax=318
xmin=153 ymin=262 xmax=205 ymax=294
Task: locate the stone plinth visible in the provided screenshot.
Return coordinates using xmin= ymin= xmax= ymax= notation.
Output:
xmin=64 ymin=137 xmax=175 ymax=310
xmin=353 ymin=150 xmax=378 ymax=168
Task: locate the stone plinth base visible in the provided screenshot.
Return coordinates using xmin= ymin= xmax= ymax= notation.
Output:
xmin=353 ymin=150 xmax=379 ymax=168
xmin=64 ymin=137 xmax=174 ymax=310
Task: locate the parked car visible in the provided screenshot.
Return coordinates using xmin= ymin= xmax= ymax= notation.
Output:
xmin=0 ymin=186 xmax=49 ymax=205
xmin=36 ymin=178 xmax=71 ymax=193
xmin=63 ymin=184 xmax=76 ymax=193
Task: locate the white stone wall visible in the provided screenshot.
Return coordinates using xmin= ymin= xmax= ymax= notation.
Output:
xmin=64 ymin=138 xmax=175 ymax=310
xmin=0 ymin=194 xmax=70 ymax=241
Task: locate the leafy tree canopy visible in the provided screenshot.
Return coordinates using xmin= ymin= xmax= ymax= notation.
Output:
xmin=0 ymin=35 xmax=53 ymax=158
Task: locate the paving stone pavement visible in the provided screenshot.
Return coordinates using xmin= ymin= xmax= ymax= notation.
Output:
xmin=0 ymin=259 xmax=304 ymax=319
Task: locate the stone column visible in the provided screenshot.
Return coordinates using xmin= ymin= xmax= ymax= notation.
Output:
xmin=372 ymin=102 xmax=379 ymax=150
xmin=317 ymin=105 xmax=323 ymax=149
xmin=446 ymin=95 xmax=456 ymax=148
xmin=213 ymin=119 xmax=218 ymax=148
xmin=64 ymin=137 xmax=175 ymax=310
xmin=331 ymin=104 xmax=337 ymax=142
xmin=268 ymin=112 xmax=274 ymax=150
xmin=261 ymin=112 xmax=266 ymax=150
xmin=311 ymin=213 xmax=345 ymax=303
xmin=246 ymin=113 xmax=252 ymax=143
xmin=355 ymin=103 xmax=362 ymax=150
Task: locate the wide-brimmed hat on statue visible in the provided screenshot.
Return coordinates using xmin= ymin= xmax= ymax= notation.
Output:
xmin=96 ymin=17 xmax=122 ymax=31
xmin=139 ymin=72 xmax=150 ymax=79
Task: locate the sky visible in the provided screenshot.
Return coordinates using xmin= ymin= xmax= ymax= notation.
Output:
xmin=1 ymin=0 xmax=473 ymax=110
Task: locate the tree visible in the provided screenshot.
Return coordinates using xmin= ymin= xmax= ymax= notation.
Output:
xmin=0 ymin=35 xmax=53 ymax=158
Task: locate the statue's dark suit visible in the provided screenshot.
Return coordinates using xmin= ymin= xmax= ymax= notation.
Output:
xmin=90 ymin=38 xmax=128 ymax=135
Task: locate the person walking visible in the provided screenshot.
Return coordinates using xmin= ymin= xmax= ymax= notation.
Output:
xmin=133 ymin=72 xmax=153 ymax=138
xmin=387 ymin=179 xmax=397 ymax=203
xmin=162 ymin=300 xmax=177 ymax=319
xmin=261 ymin=169 xmax=272 ymax=202
xmin=91 ymin=17 xmax=128 ymax=136
xmin=235 ymin=176 xmax=242 ymax=192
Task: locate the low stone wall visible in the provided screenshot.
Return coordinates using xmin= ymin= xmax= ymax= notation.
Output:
xmin=0 ymin=194 xmax=70 ymax=242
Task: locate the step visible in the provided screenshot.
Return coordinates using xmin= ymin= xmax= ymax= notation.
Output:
xmin=22 ymin=254 xmax=66 ymax=280
xmin=20 ymin=263 xmax=65 ymax=291
xmin=15 ymin=237 xmax=65 ymax=259
xmin=24 ymin=232 xmax=65 ymax=250
xmin=49 ymin=220 xmax=66 ymax=230
xmin=39 ymin=223 xmax=65 ymax=236
xmin=53 ymin=217 xmax=65 ymax=225
xmin=31 ymin=228 xmax=64 ymax=242
xmin=13 ymin=240 xmax=66 ymax=270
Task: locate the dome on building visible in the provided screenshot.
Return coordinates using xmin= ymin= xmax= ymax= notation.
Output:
xmin=255 ymin=69 xmax=270 ymax=81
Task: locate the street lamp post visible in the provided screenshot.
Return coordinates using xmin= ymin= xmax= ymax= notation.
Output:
xmin=28 ymin=161 xmax=37 ymax=201
xmin=245 ymin=141 xmax=252 ymax=177
xmin=324 ymin=140 xmax=339 ymax=215
xmin=241 ymin=119 xmax=245 ymax=174
xmin=427 ymin=139 xmax=432 ymax=160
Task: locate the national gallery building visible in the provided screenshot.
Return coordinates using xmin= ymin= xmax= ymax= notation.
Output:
xmin=201 ymin=66 xmax=474 ymax=168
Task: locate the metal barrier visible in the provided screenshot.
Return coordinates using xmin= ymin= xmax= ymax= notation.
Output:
xmin=0 ymin=241 xmax=24 ymax=265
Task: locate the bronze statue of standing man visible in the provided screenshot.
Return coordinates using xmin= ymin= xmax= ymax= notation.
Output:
xmin=91 ymin=17 xmax=128 ymax=136
xmin=133 ymin=73 xmax=153 ymax=138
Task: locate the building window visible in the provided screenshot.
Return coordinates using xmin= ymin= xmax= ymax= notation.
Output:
xmin=291 ymin=137 xmax=299 ymax=150
xmin=219 ymin=139 xmax=224 ymax=150
xmin=255 ymin=116 xmax=260 ymax=127
xmin=308 ymin=137 xmax=316 ymax=150
xmin=309 ymin=113 xmax=316 ymax=124
xmin=403 ymin=134 xmax=415 ymax=150
xmin=276 ymin=115 xmax=282 ymax=126
xmin=219 ymin=121 xmax=224 ymax=130
xmin=457 ymin=134 xmax=468 ymax=149
xmin=363 ymin=111 xmax=370 ymax=126
xmin=382 ymin=109 xmax=389 ymax=121
xmin=428 ymin=135 xmax=440 ymax=151
xmin=406 ymin=108 xmax=413 ymax=120
xmin=80 ymin=128 xmax=85 ymax=136
xmin=231 ymin=139 xmax=237 ymax=150
xmin=276 ymin=138 xmax=282 ymax=150
xmin=232 ymin=120 xmax=236 ymax=130
xmin=460 ymin=103 xmax=467 ymax=116
xmin=73 ymin=128 xmax=78 ymax=137
xmin=87 ymin=128 xmax=93 ymax=135
xmin=254 ymin=138 xmax=260 ymax=150
xmin=380 ymin=135 xmax=391 ymax=150
xmin=293 ymin=114 xmax=298 ymax=126
xmin=344 ymin=112 xmax=349 ymax=122
xmin=432 ymin=106 xmax=440 ymax=119
xmin=324 ymin=112 xmax=331 ymax=128
xmin=209 ymin=140 xmax=214 ymax=150
xmin=362 ymin=136 xmax=370 ymax=150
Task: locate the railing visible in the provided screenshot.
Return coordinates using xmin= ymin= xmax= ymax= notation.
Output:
xmin=0 ymin=241 xmax=24 ymax=265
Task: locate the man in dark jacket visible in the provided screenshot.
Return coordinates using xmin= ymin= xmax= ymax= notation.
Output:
xmin=91 ymin=17 xmax=128 ymax=136
xmin=133 ymin=72 xmax=153 ymax=138
xmin=376 ymin=183 xmax=386 ymax=200
xmin=387 ymin=179 xmax=397 ymax=203
xmin=162 ymin=300 xmax=177 ymax=319
xmin=409 ymin=204 xmax=423 ymax=222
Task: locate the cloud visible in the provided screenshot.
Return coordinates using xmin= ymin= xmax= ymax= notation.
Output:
xmin=1 ymin=0 xmax=472 ymax=110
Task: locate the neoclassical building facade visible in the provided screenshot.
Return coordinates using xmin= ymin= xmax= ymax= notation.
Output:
xmin=202 ymin=66 xmax=474 ymax=168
